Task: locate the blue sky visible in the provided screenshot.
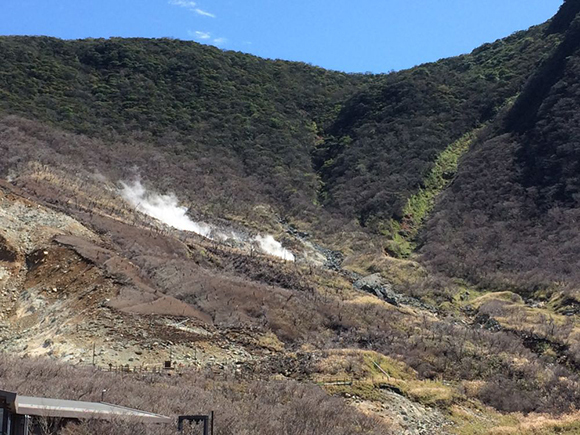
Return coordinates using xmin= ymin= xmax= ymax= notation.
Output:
xmin=1 ymin=0 xmax=563 ymax=73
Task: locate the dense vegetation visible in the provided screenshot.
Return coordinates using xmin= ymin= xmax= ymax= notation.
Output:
xmin=0 ymin=21 xmax=561 ymax=236
xmin=0 ymin=36 xmax=368 ymax=224
xmin=0 ymin=355 xmax=389 ymax=435
xmin=314 ymin=25 xmax=560 ymax=229
xmin=420 ymin=3 xmax=580 ymax=292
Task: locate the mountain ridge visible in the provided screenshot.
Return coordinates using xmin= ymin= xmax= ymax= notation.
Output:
xmin=2 ymin=2 xmax=580 ymax=434
xmin=0 ymin=19 xmax=561 ymax=238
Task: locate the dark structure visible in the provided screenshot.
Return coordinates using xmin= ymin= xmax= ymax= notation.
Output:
xmin=177 ymin=412 xmax=214 ymax=434
xmin=0 ymin=390 xmax=173 ymax=434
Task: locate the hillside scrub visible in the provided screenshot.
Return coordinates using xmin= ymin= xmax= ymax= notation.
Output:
xmin=3 ymin=167 xmax=580 ymax=416
xmin=0 ymin=355 xmax=390 ymax=435
xmin=0 ymin=21 xmax=561 ymax=239
xmin=421 ymin=6 xmax=580 ymax=292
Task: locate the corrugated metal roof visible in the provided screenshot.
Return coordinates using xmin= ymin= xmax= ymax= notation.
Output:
xmin=13 ymin=395 xmax=172 ymax=424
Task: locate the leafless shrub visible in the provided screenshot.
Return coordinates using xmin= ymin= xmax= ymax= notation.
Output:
xmin=478 ymin=300 xmax=510 ymax=317
xmin=0 ymin=355 xmax=390 ymax=435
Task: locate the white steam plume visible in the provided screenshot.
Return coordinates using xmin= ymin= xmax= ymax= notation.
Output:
xmin=119 ymin=180 xmax=295 ymax=261
xmin=254 ymin=235 xmax=295 ymax=262
xmin=120 ymin=180 xmax=212 ymax=237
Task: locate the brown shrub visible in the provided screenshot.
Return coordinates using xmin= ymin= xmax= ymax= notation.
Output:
xmin=0 ymin=355 xmax=390 ymax=435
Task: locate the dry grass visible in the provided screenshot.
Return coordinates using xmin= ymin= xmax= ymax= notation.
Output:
xmin=450 ymin=405 xmax=580 ymax=435
xmin=489 ymin=412 xmax=580 ymax=434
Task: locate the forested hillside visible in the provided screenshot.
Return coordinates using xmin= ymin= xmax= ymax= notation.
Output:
xmin=0 ymin=37 xmax=368 ymax=223
xmin=2 ymin=2 xmax=579 ymax=288
xmin=314 ymin=24 xmax=559 ymax=229
xmin=420 ymin=3 xmax=580 ymax=292
xmin=0 ymin=21 xmax=560 ymax=237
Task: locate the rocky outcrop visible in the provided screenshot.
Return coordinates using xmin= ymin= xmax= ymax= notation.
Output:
xmin=353 ymin=273 xmax=435 ymax=311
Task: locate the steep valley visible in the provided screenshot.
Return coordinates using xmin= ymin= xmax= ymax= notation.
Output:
xmin=1 ymin=1 xmax=580 ymax=434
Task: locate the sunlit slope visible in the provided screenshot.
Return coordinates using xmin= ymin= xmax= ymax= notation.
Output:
xmin=421 ymin=1 xmax=580 ymax=291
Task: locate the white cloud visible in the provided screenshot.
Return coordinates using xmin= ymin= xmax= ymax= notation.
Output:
xmin=169 ymin=0 xmax=197 ymax=10
xmin=193 ymin=30 xmax=211 ymax=40
xmin=195 ymin=8 xmax=216 ymax=18
xmin=169 ymin=0 xmax=215 ymax=17
xmin=186 ymin=30 xmax=227 ymax=47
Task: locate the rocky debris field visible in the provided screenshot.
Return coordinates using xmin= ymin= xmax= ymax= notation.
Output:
xmin=356 ymin=390 xmax=451 ymax=435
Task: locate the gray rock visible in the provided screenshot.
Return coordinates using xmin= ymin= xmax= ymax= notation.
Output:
xmin=353 ymin=273 xmax=437 ymax=312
